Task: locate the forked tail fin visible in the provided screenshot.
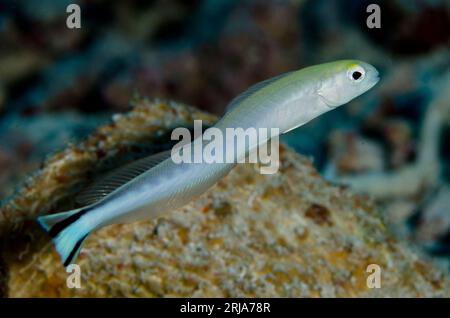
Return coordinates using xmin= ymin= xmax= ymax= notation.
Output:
xmin=37 ymin=207 xmax=91 ymax=267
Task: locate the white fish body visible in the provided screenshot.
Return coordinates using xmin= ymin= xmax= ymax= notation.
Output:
xmin=38 ymin=60 xmax=379 ymax=266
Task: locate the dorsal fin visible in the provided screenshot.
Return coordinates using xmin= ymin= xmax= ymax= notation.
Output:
xmin=76 ymin=150 xmax=171 ymax=206
xmin=225 ymin=72 xmax=292 ymax=113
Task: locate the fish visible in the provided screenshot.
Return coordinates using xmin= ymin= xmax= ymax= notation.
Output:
xmin=37 ymin=60 xmax=380 ymax=266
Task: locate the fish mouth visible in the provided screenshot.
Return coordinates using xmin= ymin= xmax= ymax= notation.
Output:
xmin=366 ymin=74 xmax=380 ymax=91
xmin=368 ymin=69 xmax=380 ymax=87
xmin=372 ymin=71 xmax=380 ymax=84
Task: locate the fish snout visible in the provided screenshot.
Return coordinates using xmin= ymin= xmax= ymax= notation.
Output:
xmin=364 ymin=63 xmax=380 ymax=86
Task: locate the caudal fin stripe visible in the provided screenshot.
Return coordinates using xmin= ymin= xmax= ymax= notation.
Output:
xmin=48 ymin=208 xmax=89 ymax=238
xmin=63 ymin=234 xmax=89 ymax=267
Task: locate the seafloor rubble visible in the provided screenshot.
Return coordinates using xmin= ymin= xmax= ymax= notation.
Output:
xmin=0 ymin=100 xmax=449 ymax=297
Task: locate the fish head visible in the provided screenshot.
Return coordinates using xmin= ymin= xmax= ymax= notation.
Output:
xmin=316 ymin=60 xmax=380 ymax=109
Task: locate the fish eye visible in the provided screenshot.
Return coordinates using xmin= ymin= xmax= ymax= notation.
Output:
xmin=352 ymin=71 xmax=362 ymax=80
xmin=347 ymin=65 xmax=365 ymax=82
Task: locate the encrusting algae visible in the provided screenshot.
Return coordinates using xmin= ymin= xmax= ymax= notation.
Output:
xmin=0 ymin=99 xmax=449 ymax=297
